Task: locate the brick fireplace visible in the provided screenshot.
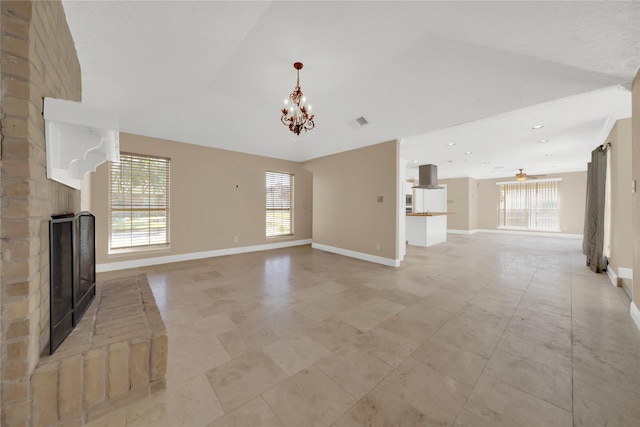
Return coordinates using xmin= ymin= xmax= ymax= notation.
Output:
xmin=1 ymin=3 xmax=168 ymax=425
xmin=0 ymin=1 xmax=132 ymax=425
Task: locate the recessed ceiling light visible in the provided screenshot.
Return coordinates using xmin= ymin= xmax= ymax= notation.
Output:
xmin=447 ymin=160 xmax=454 ymax=163
xmin=531 ymin=124 xmax=544 ymax=130
xmin=413 ymin=160 xmax=418 ymax=163
xmin=447 ymin=142 xmax=455 ymax=146
xmin=464 ymin=151 xmax=472 ymax=155
xmin=483 ymin=161 xmax=491 ymax=164
xmin=538 ymin=139 xmax=549 ymax=143
xmin=545 ymin=153 xmax=554 ymax=157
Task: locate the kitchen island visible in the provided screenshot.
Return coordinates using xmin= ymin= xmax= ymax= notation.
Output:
xmin=406 ymin=212 xmax=448 ymax=247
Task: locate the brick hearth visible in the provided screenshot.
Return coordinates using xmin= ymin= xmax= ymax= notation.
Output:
xmin=31 ymin=275 xmax=167 ymax=426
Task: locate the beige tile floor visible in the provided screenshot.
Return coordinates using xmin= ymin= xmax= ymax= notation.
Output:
xmin=88 ymin=234 xmax=640 ymax=426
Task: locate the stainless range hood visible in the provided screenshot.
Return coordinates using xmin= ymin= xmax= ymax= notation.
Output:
xmin=412 ymin=164 xmax=444 ymax=189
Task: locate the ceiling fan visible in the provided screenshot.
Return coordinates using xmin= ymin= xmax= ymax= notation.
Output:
xmin=515 ymin=168 xmax=545 ymax=182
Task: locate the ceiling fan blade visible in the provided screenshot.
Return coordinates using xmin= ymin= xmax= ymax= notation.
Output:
xmin=515 ymin=168 xmax=548 ymax=180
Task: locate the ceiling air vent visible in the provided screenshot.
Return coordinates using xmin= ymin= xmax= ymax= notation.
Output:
xmin=349 ymin=116 xmax=369 ymax=129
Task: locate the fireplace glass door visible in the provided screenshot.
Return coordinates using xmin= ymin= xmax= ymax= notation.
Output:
xmin=49 ymin=212 xmax=96 ymax=354
xmin=50 ymin=218 xmax=75 ymax=353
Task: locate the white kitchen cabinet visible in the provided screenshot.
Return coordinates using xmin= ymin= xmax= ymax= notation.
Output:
xmin=414 ymin=187 xmax=424 ymax=212
xmin=413 ymin=186 xmax=446 ymax=213
xmin=405 ymin=180 xmax=414 ymax=196
xmin=406 ymin=215 xmax=447 ymax=247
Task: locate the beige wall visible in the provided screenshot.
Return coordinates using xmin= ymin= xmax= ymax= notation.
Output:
xmin=90 ymin=133 xmax=312 ymax=266
xmin=468 ymin=178 xmax=478 ymax=230
xmin=477 ymin=171 xmax=587 ymax=235
xmin=607 ymin=119 xmax=633 ymax=278
xmin=633 ymin=69 xmax=640 ymax=306
xmin=440 ymin=178 xmax=471 ymax=230
xmin=0 ymin=1 xmax=82 ymax=424
xmin=304 ymin=141 xmax=400 ymax=260
xmin=477 ymin=178 xmax=498 ymax=231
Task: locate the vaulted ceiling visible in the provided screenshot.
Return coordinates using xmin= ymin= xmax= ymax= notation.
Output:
xmin=62 ymin=1 xmax=640 ymax=179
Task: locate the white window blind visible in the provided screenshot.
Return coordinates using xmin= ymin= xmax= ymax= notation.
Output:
xmin=498 ymin=180 xmax=559 ymax=231
xmin=109 ymin=153 xmax=170 ymax=250
xmin=266 ymin=171 xmax=293 ymax=237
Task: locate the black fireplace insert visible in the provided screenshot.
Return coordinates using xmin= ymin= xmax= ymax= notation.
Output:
xmin=49 ymin=211 xmax=96 ymax=354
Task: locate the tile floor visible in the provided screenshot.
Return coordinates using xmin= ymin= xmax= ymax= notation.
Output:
xmin=88 ymin=234 xmax=640 ymax=426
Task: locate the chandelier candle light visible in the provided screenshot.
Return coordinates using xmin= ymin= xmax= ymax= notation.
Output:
xmin=281 ymin=62 xmax=315 ymax=136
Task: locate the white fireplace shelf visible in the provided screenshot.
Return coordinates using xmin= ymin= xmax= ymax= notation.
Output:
xmin=44 ymin=98 xmax=120 ymax=190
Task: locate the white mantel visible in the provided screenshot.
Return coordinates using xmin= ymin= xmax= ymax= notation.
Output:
xmin=44 ymin=98 xmax=120 ymax=190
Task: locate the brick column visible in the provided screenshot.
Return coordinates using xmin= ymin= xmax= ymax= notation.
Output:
xmin=1 ymin=1 xmax=81 ymax=425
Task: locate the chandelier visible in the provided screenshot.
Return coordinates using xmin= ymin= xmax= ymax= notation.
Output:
xmin=281 ymin=62 xmax=315 ymax=136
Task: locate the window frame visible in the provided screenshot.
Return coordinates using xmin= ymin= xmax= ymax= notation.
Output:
xmin=497 ymin=178 xmax=561 ymax=232
xmin=108 ymin=152 xmax=171 ymax=253
xmin=265 ymin=171 xmax=294 ymax=238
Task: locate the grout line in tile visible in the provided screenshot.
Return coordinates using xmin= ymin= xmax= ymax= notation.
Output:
xmin=570 ymin=263 xmax=576 ymax=427
xmin=451 ymin=264 xmax=534 ymax=425
xmin=260 ymin=394 xmax=287 ymax=427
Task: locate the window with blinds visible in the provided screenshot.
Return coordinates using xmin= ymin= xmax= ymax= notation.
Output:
xmin=266 ymin=171 xmax=294 ymax=237
xmin=109 ymin=153 xmax=170 ymax=250
xmin=498 ymin=179 xmax=560 ymax=231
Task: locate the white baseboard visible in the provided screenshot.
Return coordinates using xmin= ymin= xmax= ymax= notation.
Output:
xmin=618 ymin=267 xmax=633 ymax=280
xmin=97 ymin=239 xmax=312 ymax=272
xmin=311 ymin=242 xmax=401 ymax=267
xmin=630 ymin=302 xmax=640 ymax=332
xmin=475 ymin=229 xmax=583 ymax=239
xmin=448 ymin=228 xmax=581 ymax=239
xmin=606 ymin=267 xmax=619 ymax=287
xmin=605 ymin=265 xmax=633 ymax=288
xmin=447 ymin=229 xmax=478 ymax=235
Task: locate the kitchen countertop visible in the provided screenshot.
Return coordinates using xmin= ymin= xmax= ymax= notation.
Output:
xmin=406 ymin=212 xmax=451 ymax=216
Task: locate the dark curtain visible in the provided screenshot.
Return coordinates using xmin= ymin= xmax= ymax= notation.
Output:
xmin=583 ymin=146 xmax=608 ymax=273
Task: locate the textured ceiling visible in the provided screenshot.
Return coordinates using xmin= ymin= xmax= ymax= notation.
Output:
xmin=62 ymin=1 xmax=640 ymax=179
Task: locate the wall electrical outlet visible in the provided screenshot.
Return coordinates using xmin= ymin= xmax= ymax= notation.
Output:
xmin=234 ymin=232 xmax=239 ymax=243
xmin=375 ymin=242 xmax=381 ymax=250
